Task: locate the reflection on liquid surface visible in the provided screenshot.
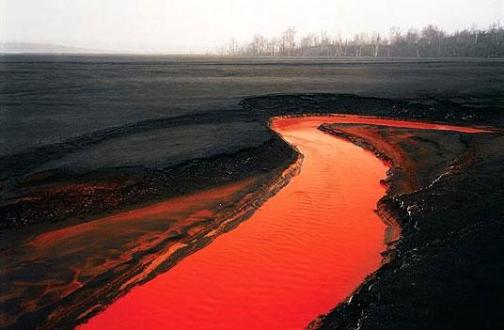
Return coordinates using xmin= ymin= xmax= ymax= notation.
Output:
xmin=82 ymin=115 xmax=398 ymax=329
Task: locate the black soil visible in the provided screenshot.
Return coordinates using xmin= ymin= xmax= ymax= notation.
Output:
xmin=1 ymin=56 xmax=504 ymax=329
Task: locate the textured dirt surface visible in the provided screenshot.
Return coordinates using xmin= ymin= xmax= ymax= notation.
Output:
xmin=2 ymin=56 xmax=503 ymax=156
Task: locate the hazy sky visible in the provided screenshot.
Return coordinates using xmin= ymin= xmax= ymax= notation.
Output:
xmin=1 ymin=0 xmax=502 ymax=53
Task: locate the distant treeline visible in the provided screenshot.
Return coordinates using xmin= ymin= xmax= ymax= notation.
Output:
xmin=217 ymin=23 xmax=504 ymax=57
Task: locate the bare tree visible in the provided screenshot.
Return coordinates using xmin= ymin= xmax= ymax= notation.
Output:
xmin=249 ymin=34 xmax=267 ymax=55
xmin=300 ymin=33 xmax=318 ymax=52
xmin=218 ymin=23 xmax=504 ymax=58
xmin=227 ymin=38 xmax=238 ymax=56
xmin=267 ymin=38 xmax=279 ymax=56
xmin=373 ymin=33 xmax=381 ymax=57
xmin=281 ymin=27 xmax=296 ymax=56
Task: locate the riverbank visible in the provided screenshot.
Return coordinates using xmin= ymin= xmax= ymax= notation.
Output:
xmin=311 ymin=123 xmax=504 ymax=329
xmin=0 ymin=146 xmax=301 ymax=329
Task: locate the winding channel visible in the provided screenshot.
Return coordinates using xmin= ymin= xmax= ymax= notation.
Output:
xmin=81 ymin=115 xmax=486 ymax=330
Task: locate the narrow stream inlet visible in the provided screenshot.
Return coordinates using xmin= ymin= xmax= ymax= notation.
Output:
xmin=81 ymin=115 xmax=485 ymax=330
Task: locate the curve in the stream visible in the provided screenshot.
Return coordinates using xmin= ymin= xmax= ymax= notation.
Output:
xmin=81 ymin=115 xmax=487 ymax=330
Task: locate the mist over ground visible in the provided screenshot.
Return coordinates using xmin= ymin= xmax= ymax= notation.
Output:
xmin=1 ymin=0 xmax=502 ymax=53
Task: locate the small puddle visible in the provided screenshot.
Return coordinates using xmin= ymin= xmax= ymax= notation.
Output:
xmin=81 ymin=115 xmax=488 ymax=330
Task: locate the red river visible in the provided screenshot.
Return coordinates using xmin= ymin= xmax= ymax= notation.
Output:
xmin=81 ymin=115 xmax=486 ymax=330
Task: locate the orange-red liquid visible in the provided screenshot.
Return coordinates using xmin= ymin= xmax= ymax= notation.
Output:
xmin=0 ymin=178 xmax=260 ymax=328
xmin=81 ymin=116 xmax=486 ymax=330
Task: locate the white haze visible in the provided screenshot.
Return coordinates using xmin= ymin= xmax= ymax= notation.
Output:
xmin=1 ymin=0 xmax=502 ymax=53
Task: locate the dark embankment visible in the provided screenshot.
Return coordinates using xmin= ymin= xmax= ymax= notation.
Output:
xmin=2 ymin=90 xmax=503 ymax=329
xmin=0 ymin=117 xmax=295 ymax=232
xmin=311 ymin=123 xmax=504 ymax=329
xmin=241 ymin=93 xmax=504 ymax=127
